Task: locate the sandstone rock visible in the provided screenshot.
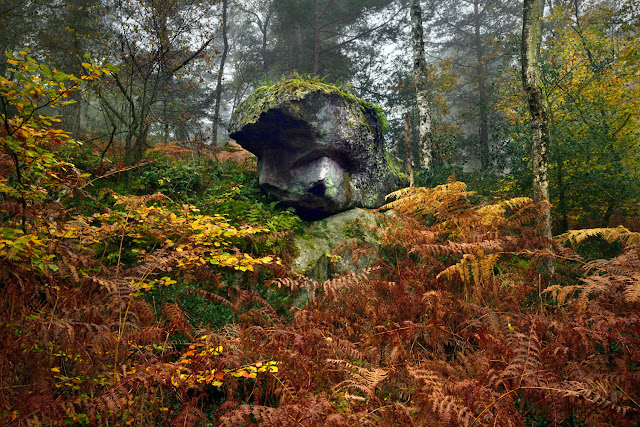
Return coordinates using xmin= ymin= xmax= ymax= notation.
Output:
xmin=229 ymin=78 xmax=403 ymax=220
xmin=291 ymin=208 xmax=384 ymax=282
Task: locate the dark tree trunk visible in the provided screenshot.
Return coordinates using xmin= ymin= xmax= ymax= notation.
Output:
xmin=262 ymin=15 xmax=270 ymax=74
xmin=556 ymin=154 xmax=568 ymax=232
xmin=295 ymin=24 xmax=304 ymax=69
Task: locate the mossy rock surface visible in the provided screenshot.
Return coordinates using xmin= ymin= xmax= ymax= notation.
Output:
xmin=292 ymin=208 xmax=386 ymax=282
xmin=229 ymin=78 xmax=403 ymax=220
xmin=229 ymin=78 xmax=387 ymax=133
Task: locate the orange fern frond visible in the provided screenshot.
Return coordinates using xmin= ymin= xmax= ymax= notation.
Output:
xmin=327 ymin=358 xmax=388 ymax=399
xmin=436 ymin=251 xmax=499 ymax=287
xmin=624 ymin=274 xmax=640 ymax=302
xmin=162 ymin=303 xmax=192 ymax=337
xmin=380 ymin=180 xmax=474 ymax=217
xmin=501 ymin=330 xmax=542 ymax=387
xmin=318 ymin=267 xmax=377 ymax=301
xmin=186 ymin=288 xmax=234 ymax=309
xmin=557 ymin=226 xmax=640 ymax=246
xmin=562 ymin=379 xmax=638 ymax=416
xmin=429 ymin=393 xmax=475 ymax=426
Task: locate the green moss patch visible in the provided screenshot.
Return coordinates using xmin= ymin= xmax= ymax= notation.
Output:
xmin=230 ymin=75 xmax=388 ymax=132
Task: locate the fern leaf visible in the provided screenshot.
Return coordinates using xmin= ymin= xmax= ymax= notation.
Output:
xmin=380 ymin=180 xmax=474 ymax=218
xmin=319 ymin=267 xmax=377 ymax=301
xmin=162 ymin=302 xmax=192 ymax=337
xmin=185 ymin=288 xmax=234 ymax=309
xmin=327 ymin=358 xmax=388 ymax=399
xmin=542 ymin=284 xmax=582 ymax=307
xmin=269 ymin=274 xmax=318 ymax=293
xmin=501 ymin=330 xmax=542 ymax=386
xmin=624 ymin=274 xmax=640 ymax=302
xmin=430 ymin=393 xmax=474 ymax=426
xmin=557 ymin=226 xmax=640 ymax=246
xmin=436 ymin=252 xmax=498 ymax=286
xmin=562 ymin=380 xmax=638 ymax=416
xmin=171 ymin=404 xmax=206 ymax=427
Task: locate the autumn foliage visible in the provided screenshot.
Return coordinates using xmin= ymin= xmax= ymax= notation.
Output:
xmin=1 ymin=53 xmax=640 ymax=426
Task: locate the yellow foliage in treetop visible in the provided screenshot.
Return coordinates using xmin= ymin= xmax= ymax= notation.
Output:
xmin=494 ymin=1 xmax=640 ymax=168
xmin=550 ymin=4 xmax=640 ymax=115
xmin=545 ymin=22 xmax=640 ymax=142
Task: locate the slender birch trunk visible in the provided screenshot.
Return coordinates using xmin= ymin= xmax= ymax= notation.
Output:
xmin=410 ymin=0 xmax=432 ymax=171
xmin=212 ymin=0 xmax=229 ymax=147
xmin=522 ymin=0 xmax=553 ymax=245
xmin=404 ymin=112 xmax=415 ymax=187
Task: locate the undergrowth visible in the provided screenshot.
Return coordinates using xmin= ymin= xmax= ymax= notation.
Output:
xmin=1 ymin=52 xmax=639 ymax=426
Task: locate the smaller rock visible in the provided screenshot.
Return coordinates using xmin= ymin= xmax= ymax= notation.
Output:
xmin=292 ymin=208 xmax=384 ymax=282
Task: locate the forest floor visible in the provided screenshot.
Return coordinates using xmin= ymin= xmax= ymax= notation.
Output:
xmin=1 ymin=147 xmax=639 ymax=426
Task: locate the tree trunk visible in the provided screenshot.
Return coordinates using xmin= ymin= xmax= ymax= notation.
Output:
xmin=556 ymin=153 xmax=568 ymax=232
xmin=163 ymin=97 xmax=169 ymax=143
xmin=212 ymin=0 xmax=229 ymax=147
xmin=473 ymin=0 xmax=490 ymax=168
xmin=313 ymin=25 xmax=321 ymax=75
xmin=522 ymin=0 xmax=553 ymax=244
xmin=295 ymin=24 xmax=304 ymax=70
xmin=410 ymin=0 xmax=432 ymax=171
xmin=404 ymin=112 xmax=415 ymax=187
xmin=312 ymin=0 xmax=323 ymax=75
xmin=261 ymin=15 xmax=270 ymax=75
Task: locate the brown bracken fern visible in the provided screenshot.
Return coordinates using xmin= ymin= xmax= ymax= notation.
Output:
xmin=3 ymin=175 xmax=639 ymax=426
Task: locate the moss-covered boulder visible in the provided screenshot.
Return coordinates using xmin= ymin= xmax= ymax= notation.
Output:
xmin=228 ymin=78 xmax=401 ymax=220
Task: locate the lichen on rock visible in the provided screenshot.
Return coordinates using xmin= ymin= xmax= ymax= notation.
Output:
xmin=229 ymin=76 xmax=403 ymax=220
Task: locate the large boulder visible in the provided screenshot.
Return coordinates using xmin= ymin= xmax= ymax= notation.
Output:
xmin=229 ymin=78 xmax=402 ymax=220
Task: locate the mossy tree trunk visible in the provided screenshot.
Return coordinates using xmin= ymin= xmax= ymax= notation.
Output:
xmin=522 ymin=0 xmax=553 ymax=246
